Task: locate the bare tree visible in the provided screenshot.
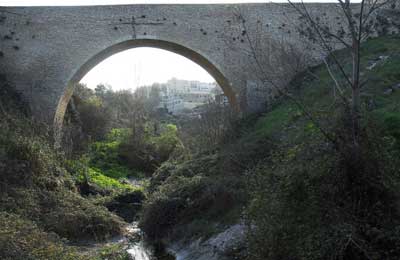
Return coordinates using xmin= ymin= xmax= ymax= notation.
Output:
xmin=227 ymin=1 xmax=397 ymax=158
xmin=287 ymin=0 xmax=397 ymax=156
xmin=225 ymin=6 xmax=336 ymax=143
xmin=178 ymin=100 xmax=235 ymax=153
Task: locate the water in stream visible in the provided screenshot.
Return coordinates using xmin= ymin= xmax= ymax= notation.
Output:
xmin=126 ymin=222 xmax=175 ymax=260
xmin=125 ymin=223 xmax=152 ymax=260
xmin=127 ymin=241 xmax=152 ymax=260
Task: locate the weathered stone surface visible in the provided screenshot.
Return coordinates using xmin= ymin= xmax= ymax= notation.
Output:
xmin=0 ymin=3 xmax=395 ymax=139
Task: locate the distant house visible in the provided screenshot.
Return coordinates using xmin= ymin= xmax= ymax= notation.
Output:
xmin=142 ymin=78 xmax=224 ymax=114
xmin=159 ymin=92 xmax=184 ymax=114
xmin=167 ymin=78 xmax=216 ymax=94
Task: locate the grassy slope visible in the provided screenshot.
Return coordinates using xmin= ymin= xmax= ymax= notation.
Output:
xmin=243 ymin=36 xmax=400 ymax=259
xmin=66 ymin=127 xmax=146 ymax=193
xmin=0 ymin=81 xmax=129 ymax=259
xmin=254 ymin=35 xmax=400 ymax=142
xmin=2 ymin=35 xmax=396 ymax=259
xmin=140 ymin=35 xmax=400 ymax=247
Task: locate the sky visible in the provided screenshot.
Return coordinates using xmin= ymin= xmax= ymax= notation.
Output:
xmin=80 ymin=48 xmax=215 ymax=90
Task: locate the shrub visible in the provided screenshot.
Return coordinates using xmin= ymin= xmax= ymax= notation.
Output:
xmin=85 ymin=168 xmax=135 ymax=191
xmin=104 ymin=189 xmax=145 ymax=222
xmin=118 ymin=123 xmax=183 ymax=175
xmin=74 ymin=94 xmax=110 ymax=141
xmin=0 ymin=112 xmax=124 ymax=243
xmin=151 ymin=124 xmax=181 ymax=162
xmin=0 ymin=212 xmax=85 ymax=260
xmin=140 ymin=152 xmax=246 ymax=241
xmin=245 ymin=124 xmax=400 ymax=260
xmin=96 ymin=244 xmax=131 ymax=260
xmin=43 ymin=190 xmax=124 ymax=241
xmin=87 ymin=129 xmax=142 ymax=179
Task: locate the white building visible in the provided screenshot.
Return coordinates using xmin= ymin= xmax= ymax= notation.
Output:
xmin=159 ymin=92 xmax=184 ymax=114
xmin=142 ymin=78 xmax=225 ymax=114
xmin=166 ymin=78 xmax=217 ymax=94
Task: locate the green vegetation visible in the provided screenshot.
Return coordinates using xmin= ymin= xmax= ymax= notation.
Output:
xmin=67 ymin=123 xmax=181 ymax=193
xmin=117 ymin=122 xmax=183 ymax=175
xmin=62 ymin=83 xmax=184 ymax=232
xmin=253 ymin=36 xmax=400 ymax=144
xmin=66 ymin=128 xmax=140 ymax=193
xmin=88 ymin=128 xmax=136 ymax=180
xmin=0 ymin=77 xmax=128 ymax=259
xmin=140 ymin=125 xmax=271 ymax=242
xmin=94 ymin=244 xmax=131 ymax=260
xmin=83 ymin=168 xmax=136 ymax=191
xmin=244 ymin=35 xmax=400 ymax=259
xmin=0 ymin=212 xmax=85 ymax=260
xmin=138 ymin=35 xmax=400 ymax=259
xmin=2 ymin=31 xmax=400 ymax=259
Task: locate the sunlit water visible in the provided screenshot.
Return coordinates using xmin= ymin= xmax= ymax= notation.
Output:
xmin=126 ymin=222 xmax=175 ymax=260
xmin=125 ymin=222 xmax=153 ymax=260
xmin=109 ymin=180 xmax=176 ymax=260
xmin=127 ymin=242 xmax=153 ymax=260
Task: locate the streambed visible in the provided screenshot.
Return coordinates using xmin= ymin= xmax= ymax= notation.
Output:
xmin=125 ymin=222 xmax=175 ymax=260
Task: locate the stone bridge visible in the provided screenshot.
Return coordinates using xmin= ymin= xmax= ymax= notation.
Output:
xmin=0 ymin=3 xmax=386 ymax=138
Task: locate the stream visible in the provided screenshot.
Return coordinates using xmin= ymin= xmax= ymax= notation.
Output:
xmin=75 ymin=220 xmax=239 ymax=260
xmin=125 ymin=223 xmax=153 ymax=260
xmin=124 ymin=222 xmax=245 ymax=260
xmin=115 ymin=179 xmax=240 ymax=260
xmin=121 ymin=178 xmax=238 ymax=260
xmin=124 ymin=222 xmax=175 ymax=260
xmin=73 ymin=221 xmax=176 ymax=259
xmin=121 ymin=178 xmax=176 ymax=260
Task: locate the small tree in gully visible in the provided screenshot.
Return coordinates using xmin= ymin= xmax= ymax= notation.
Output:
xmin=233 ymin=1 xmax=400 ymax=259
xmin=232 ymin=0 xmax=396 ymax=158
xmin=287 ymin=0 xmax=397 ymax=160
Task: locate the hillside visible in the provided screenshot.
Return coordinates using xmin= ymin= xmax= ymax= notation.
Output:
xmin=244 ymin=35 xmax=400 ymax=259
xmin=254 ymin=36 xmax=400 ymax=141
xmin=141 ymin=35 xmax=400 ymax=259
xmin=0 ymin=77 xmax=131 ymax=259
xmin=0 ymin=35 xmax=400 ymax=260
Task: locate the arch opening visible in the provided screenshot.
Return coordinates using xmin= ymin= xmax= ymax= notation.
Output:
xmin=54 ymin=39 xmax=239 ymax=145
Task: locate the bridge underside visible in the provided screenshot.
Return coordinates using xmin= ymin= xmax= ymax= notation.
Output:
xmin=0 ymin=3 xmax=360 ymax=139
xmin=54 ymin=38 xmax=241 ymax=140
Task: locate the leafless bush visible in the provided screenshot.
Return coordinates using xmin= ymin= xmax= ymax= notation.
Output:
xmin=178 ymin=101 xmax=236 ymax=153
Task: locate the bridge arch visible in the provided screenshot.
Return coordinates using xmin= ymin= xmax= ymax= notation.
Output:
xmin=53 ymin=38 xmax=239 ymax=143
